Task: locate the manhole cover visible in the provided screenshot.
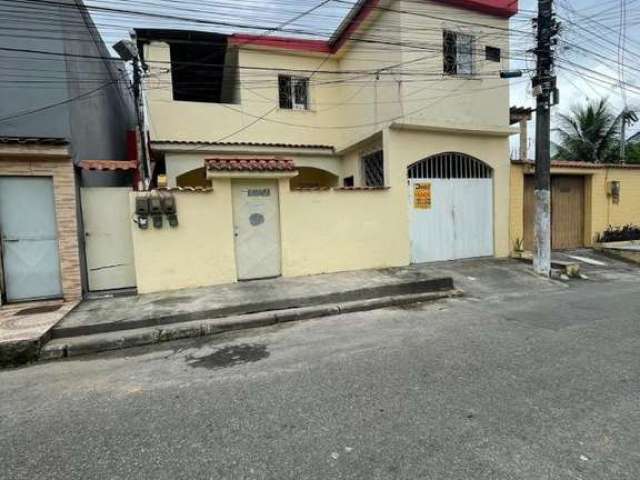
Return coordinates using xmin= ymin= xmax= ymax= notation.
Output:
xmin=14 ymin=305 xmax=62 ymax=316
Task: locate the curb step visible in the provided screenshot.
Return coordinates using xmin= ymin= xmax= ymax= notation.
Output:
xmin=40 ymin=289 xmax=463 ymax=361
xmin=51 ymin=278 xmax=454 ymax=339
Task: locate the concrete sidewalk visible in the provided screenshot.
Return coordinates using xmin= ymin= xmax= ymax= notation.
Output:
xmin=38 ymin=264 xmax=456 ymax=361
xmin=0 ymin=300 xmax=79 ymax=366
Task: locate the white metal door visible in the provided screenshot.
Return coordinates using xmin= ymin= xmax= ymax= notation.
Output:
xmin=409 ymin=153 xmax=494 ymax=263
xmin=451 ymin=179 xmax=494 ymax=259
xmin=81 ymin=187 xmax=136 ymax=291
xmin=0 ymin=177 xmax=62 ymax=301
xmin=231 ymin=180 xmax=282 ymax=280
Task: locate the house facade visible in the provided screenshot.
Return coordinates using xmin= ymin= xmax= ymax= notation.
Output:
xmin=0 ymin=0 xmax=137 ymax=305
xmin=133 ymin=0 xmax=519 ymax=293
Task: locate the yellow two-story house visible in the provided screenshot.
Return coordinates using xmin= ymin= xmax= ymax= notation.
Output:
xmin=131 ymin=0 xmax=519 ymax=294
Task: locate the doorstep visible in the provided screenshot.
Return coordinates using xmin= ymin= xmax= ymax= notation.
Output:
xmin=42 ymin=266 xmax=458 ymax=360
xmin=0 ymin=299 xmax=80 ymax=367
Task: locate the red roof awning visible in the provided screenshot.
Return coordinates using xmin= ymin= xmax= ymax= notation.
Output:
xmin=80 ymin=160 xmax=138 ymax=171
xmin=206 ymin=158 xmax=296 ymax=172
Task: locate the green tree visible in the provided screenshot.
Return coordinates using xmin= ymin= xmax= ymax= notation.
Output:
xmin=627 ymin=142 xmax=640 ymax=164
xmin=553 ymin=99 xmax=622 ymax=163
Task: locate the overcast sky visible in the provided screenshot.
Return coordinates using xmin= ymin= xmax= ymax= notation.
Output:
xmin=88 ymin=0 xmax=640 ymax=144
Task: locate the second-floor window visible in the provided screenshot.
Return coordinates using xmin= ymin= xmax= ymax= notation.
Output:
xmin=279 ymin=75 xmax=309 ymax=110
xmin=443 ymin=30 xmax=474 ymax=76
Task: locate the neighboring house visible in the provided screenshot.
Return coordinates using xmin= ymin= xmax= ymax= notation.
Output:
xmin=131 ymin=0 xmax=519 ymax=294
xmin=0 ymin=0 xmax=137 ymax=305
xmin=510 ymin=160 xmax=640 ymax=251
xmin=510 ymin=108 xmax=640 ymax=252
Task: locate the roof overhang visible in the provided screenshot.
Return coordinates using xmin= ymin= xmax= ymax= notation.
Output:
xmin=0 ymin=137 xmax=70 ymax=159
xmin=151 ymin=140 xmax=335 ymax=157
xmin=390 ymin=121 xmax=518 ymax=137
xmin=229 ymin=0 xmax=518 ymax=55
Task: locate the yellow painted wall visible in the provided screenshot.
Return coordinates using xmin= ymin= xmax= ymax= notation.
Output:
xmin=509 ymin=164 xmax=640 ymax=249
xmin=397 ymin=0 xmax=511 ymax=131
xmin=509 ymin=164 xmax=525 ymax=249
xmin=144 ymin=42 xmax=343 ymax=146
xmin=589 ymin=168 xmax=640 ymax=240
xmin=130 ymin=184 xmax=236 ymax=294
xmin=278 ymin=179 xmax=407 ymax=276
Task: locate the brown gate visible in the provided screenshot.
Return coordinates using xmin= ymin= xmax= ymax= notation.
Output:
xmin=523 ymin=175 xmax=585 ymax=251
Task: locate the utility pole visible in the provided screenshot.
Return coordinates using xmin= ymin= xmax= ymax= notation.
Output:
xmin=131 ymin=58 xmax=151 ymax=189
xmin=621 ymin=109 xmax=627 ymax=163
xmin=532 ymin=0 xmax=559 ymax=276
xmin=114 ymin=38 xmax=151 ymax=190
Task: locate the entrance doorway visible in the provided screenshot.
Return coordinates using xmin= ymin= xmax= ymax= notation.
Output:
xmin=81 ymin=187 xmax=136 ymax=292
xmin=408 ymin=153 xmax=494 ymax=263
xmin=231 ymin=180 xmax=282 ymax=280
xmin=524 ymin=175 xmax=585 ymax=250
xmin=0 ymin=177 xmax=63 ymax=302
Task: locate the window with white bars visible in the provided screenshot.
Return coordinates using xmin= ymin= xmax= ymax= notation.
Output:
xmin=443 ymin=30 xmax=475 ymax=76
xmin=408 ymin=153 xmax=492 ymax=179
xmin=362 ymin=150 xmax=385 ymax=187
xmin=279 ymin=75 xmax=309 ymax=110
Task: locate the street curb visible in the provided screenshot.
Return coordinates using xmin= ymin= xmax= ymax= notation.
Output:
xmin=51 ymin=277 xmax=454 ymax=339
xmin=40 ymin=289 xmax=463 ymax=361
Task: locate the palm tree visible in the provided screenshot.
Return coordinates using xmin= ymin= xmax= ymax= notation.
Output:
xmin=553 ymin=99 xmax=621 ymax=163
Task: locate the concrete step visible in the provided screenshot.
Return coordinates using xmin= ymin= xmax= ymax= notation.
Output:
xmin=40 ymin=289 xmax=463 ymax=361
xmin=51 ymin=277 xmax=455 ymax=339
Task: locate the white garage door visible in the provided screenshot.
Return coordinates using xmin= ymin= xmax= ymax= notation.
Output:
xmin=408 ymin=152 xmax=494 ymax=263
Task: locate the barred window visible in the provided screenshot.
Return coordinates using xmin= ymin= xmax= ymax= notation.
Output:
xmin=279 ymin=75 xmax=309 ymax=110
xmin=362 ymin=150 xmax=384 ymax=187
xmin=443 ymin=30 xmax=474 ymax=75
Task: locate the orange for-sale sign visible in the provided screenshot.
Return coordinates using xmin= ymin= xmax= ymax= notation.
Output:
xmin=414 ymin=183 xmax=431 ymax=209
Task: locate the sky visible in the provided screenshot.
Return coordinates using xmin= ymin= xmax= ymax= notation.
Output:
xmin=87 ymin=0 xmax=640 ymax=147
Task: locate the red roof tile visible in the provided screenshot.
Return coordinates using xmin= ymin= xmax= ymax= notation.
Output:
xmin=80 ymin=160 xmax=138 ymax=171
xmin=155 ymin=186 xmax=213 ymax=193
xmin=206 ymin=158 xmax=296 ymax=172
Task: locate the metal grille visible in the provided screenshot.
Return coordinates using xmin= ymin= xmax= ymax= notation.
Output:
xmin=407 ymin=152 xmax=492 ymax=179
xmin=363 ymin=150 xmax=384 ymax=187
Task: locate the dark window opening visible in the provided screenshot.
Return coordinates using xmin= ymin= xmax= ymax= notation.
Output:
xmin=443 ymin=30 xmax=474 ymax=75
xmin=486 ymin=46 xmax=501 ymax=62
xmin=362 ymin=150 xmax=384 ymax=187
xmin=169 ymin=35 xmax=239 ymax=104
xmin=343 ymin=176 xmax=354 ymax=188
xmin=279 ymin=75 xmax=309 ymax=110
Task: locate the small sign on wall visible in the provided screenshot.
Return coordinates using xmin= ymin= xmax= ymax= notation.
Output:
xmin=414 ymin=183 xmax=432 ymax=209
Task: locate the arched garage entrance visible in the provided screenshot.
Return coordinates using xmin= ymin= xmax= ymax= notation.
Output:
xmin=408 ymin=152 xmax=494 ymax=263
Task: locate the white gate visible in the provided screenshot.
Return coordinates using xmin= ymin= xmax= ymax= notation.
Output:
xmin=81 ymin=187 xmax=136 ymax=291
xmin=408 ymin=153 xmax=494 ymax=263
xmin=231 ymin=180 xmax=282 ymax=280
xmin=0 ymin=177 xmax=63 ymax=301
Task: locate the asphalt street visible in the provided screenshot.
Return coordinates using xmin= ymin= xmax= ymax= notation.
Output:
xmin=1 ymin=259 xmax=639 ymax=479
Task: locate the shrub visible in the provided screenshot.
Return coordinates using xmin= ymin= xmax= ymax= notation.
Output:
xmin=598 ymin=224 xmax=640 ymax=243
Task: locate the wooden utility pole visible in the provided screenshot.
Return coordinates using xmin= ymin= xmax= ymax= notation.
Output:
xmin=533 ymin=0 xmax=558 ymax=276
